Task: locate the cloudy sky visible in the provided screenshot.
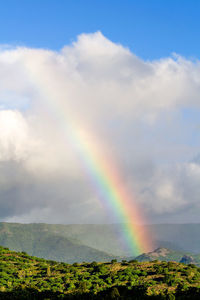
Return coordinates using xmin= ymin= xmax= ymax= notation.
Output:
xmin=0 ymin=31 xmax=200 ymax=224
xmin=0 ymin=1 xmax=200 ymax=224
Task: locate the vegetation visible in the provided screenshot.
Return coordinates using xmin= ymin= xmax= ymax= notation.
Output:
xmin=0 ymin=222 xmax=200 ymax=262
xmin=0 ymin=222 xmax=130 ymax=258
xmin=0 ymin=223 xmax=117 ymax=263
xmin=0 ymin=246 xmax=199 ymax=299
xmin=135 ymin=247 xmax=200 ymax=266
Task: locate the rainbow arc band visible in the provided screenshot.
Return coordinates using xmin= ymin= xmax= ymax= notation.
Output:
xmin=27 ymin=61 xmax=153 ymax=255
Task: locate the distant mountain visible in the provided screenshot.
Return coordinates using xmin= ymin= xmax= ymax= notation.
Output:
xmin=148 ymin=223 xmax=200 ymax=254
xmin=180 ymin=255 xmax=195 ymax=264
xmin=0 ymin=223 xmax=116 ymax=263
xmin=61 ymin=223 xmax=200 ymax=255
xmin=135 ymin=247 xmax=187 ymax=262
xmin=135 ymin=247 xmax=200 ymax=266
xmin=153 ymin=240 xmax=185 ymax=252
xmin=0 ymin=222 xmax=199 ymax=262
xmin=0 ymin=222 xmax=131 ymax=257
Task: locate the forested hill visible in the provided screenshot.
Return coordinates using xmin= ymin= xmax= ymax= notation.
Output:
xmin=0 ymin=246 xmax=199 ymax=299
xmin=0 ymin=222 xmax=199 ymax=262
xmin=0 ymin=222 xmax=117 ymax=263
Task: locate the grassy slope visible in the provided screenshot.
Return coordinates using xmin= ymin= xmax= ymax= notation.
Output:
xmin=0 ymin=246 xmax=199 ymax=299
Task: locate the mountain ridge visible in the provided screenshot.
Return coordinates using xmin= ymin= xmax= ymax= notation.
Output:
xmin=0 ymin=222 xmax=199 ymax=262
xmin=135 ymin=247 xmax=200 ymax=266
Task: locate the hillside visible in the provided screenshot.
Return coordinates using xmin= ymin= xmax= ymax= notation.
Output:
xmin=0 ymin=246 xmax=199 ymax=299
xmin=0 ymin=222 xmax=132 ymax=258
xmin=136 ymin=247 xmax=188 ymax=263
xmin=0 ymin=222 xmax=199 ymax=262
xmin=0 ymin=223 xmax=116 ymax=263
xmin=135 ymin=247 xmax=200 ymax=266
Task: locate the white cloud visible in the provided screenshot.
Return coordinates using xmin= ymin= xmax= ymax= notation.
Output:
xmin=0 ymin=32 xmax=199 ymax=223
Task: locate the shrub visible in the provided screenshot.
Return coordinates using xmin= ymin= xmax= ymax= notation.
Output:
xmin=129 ymin=259 xmax=138 ymax=263
xmin=111 ymin=259 xmax=117 ymax=264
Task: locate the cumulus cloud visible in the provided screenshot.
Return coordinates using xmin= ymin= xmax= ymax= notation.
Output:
xmin=0 ymin=32 xmax=200 ymax=223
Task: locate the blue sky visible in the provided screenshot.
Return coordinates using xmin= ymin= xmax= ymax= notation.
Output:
xmin=1 ymin=0 xmax=200 ymax=59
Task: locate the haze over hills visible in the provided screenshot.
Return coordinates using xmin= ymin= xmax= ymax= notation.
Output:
xmin=148 ymin=223 xmax=200 ymax=254
xmin=0 ymin=222 xmax=199 ymax=263
xmin=0 ymin=223 xmax=117 ymax=263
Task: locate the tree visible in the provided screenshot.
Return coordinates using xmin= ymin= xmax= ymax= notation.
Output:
xmin=111 ymin=259 xmax=117 ymax=264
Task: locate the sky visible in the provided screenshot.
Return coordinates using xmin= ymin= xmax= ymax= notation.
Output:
xmin=1 ymin=0 xmax=200 ymax=59
xmin=0 ymin=1 xmax=200 ymax=225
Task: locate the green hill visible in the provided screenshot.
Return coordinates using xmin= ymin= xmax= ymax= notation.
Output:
xmin=0 ymin=223 xmax=116 ymax=263
xmin=0 ymin=222 xmax=131 ymax=258
xmin=0 ymin=222 xmax=199 ymax=262
xmin=0 ymin=246 xmax=199 ymax=299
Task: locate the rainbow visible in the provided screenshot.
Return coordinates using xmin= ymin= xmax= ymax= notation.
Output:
xmin=68 ymin=127 xmax=153 ymax=255
xmin=26 ymin=60 xmax=153 ymax=256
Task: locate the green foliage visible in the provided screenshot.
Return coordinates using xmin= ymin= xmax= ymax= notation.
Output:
xmin=0 ymin=246 xmax=198 ymax=299
xmin=111 ymin=259 xmax=117 ymax=264
xmin=128 ymin=259 xmax=138 ymax=263
xmin=0 ymin=223 xmax=118 ymax=264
